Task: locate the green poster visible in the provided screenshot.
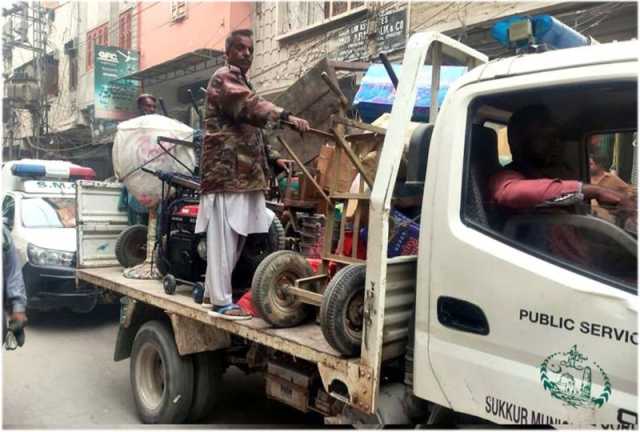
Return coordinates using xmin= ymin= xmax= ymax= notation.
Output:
xmin=94 ymin=45 xmax=139 ymax=120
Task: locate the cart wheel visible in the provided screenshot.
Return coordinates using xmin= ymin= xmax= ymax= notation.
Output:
xmin=130 ymin=320 xmax=194 ymax=424
xmin=320 ymin=264 xmax=366 ymax=356
xmin=115 ymin=225 xmax=148 ymax=268
xmin=163 ymin=274 xmax=177 ymax=295
xmin=251 ymin=250 xmax=316 ymax=328
xmin=192 ymin=282 xmax=205 ymax=304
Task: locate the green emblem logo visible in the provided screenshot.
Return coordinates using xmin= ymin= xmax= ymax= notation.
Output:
xmin=540 ymin=345 xmax=612 ymax=409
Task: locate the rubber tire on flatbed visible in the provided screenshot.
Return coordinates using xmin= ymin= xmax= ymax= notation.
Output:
xmin=115 ymin=225 xmax=148 ymax=268
xmin=130 ymin=321 xmax=194 ymax=424
xmin=251 ymin=250 xmax=315 ymax=328
xmin=320 ymin=264 xmax=366 ymax=356
xmin=187 ymin=351 xmax=225 ymax=423
xmin=234 ymin=217 xmax=286 ymax=290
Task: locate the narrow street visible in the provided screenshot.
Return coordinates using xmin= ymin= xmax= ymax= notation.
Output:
xmin=2 ymin=304 xmax=322 ymax=427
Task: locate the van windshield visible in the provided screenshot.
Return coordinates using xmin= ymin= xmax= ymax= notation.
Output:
xmin=21 ymin=197 xmax=76 ymax=228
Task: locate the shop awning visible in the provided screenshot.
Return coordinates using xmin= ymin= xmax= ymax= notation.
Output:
xmin=118 ymin=48 xmax=224 ymax=85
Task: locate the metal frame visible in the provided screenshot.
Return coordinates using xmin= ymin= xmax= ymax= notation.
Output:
xmin=362 ymin=32 xmax=487 ymax=410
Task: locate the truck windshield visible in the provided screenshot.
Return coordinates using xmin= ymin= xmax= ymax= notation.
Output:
xmin=21 ymin=197 xmax=76 ymax=228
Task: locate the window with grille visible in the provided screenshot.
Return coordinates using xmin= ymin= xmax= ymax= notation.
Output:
xmin=86 ymin=23 xmax=109 ymax=70
xmin=277 ymin=1 xmax=366 ymax=36
xmin=119 ymin=9 xmax=132 ymax=50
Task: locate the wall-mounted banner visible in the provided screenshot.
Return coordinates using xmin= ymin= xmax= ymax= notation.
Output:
xmin=376 ymin=8 xmax=407 ymax=53
xmin=94 ymin=45 xmax=140 ymax=120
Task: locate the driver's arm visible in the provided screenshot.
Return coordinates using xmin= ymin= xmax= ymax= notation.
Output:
xmin=489 ymin=170 xmax=583 ymax=209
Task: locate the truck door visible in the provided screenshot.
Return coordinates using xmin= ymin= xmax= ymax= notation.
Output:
xmin=417 ymin=63 xmax=637 ymax=426
xmin=76 ymin=180 xmax=127 ymax=268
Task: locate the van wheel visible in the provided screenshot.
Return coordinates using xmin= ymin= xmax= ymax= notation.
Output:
xmin=320 ymin=264 xmax=366 ymax=356
xmin=251 ymin=250 xmax=315 ymax=328
xmin=130 ymin=321 xmax=194 ymax=424
xmin=187 ymin=351 xmax=225 ymax=423
xmin=116 ymin=225 xmax=148 ymax=268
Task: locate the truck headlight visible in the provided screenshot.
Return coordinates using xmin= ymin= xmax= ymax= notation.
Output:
xmin=27 ymin=244 xmax=75 ymax=267
xmin=197 ymin=238 xmax=207 ymax=260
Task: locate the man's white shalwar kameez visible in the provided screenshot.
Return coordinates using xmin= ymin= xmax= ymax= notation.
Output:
xmin=195 ymin=191 xmax=274 ymax=307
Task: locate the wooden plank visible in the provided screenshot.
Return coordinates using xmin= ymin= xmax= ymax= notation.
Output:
xmin=333 ymin=116 xmax=387 ymax=136
xmin=277 ymin=136 xmax=331 ymax=205
xmin=76 ymin=266 xmax=353 ymax=362
xmin=330 ymin=192 xmax=370 ymax=200
xmin=321 ymin=71 xmax=349 ymax=108
xmin=332 ymin=129 xmax=374 ymax=188
xmin=337 ymin=210 xmax=346 ymax=259
xmin=286 ymin=286 xmax=323 ymax=307
xmin=323 ymin=254 xmax=366 ymax=265
xmin=328 ymin=60 xmax=371 ymax=72
xmin=296 ymin=273 xmax=329 ymax=284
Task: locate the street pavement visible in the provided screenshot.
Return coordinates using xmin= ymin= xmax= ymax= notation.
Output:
xmin=2 ymin=304 xmax=323 ymax=428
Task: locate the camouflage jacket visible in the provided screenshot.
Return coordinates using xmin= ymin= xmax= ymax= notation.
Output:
xmin=200 ymin=64 xmax=283 ymax=194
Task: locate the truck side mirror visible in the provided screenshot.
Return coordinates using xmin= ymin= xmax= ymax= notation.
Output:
xmin=405 ymin=124 xmax=434 ymax=187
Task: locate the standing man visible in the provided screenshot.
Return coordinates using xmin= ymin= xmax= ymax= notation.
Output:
xmin=196 ymin=29 xmax=309 ymax=320
xmin=3 ymin=226 xmax=27 ymax=347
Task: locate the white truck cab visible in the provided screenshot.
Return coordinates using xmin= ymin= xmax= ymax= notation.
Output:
xmin=2 ymin=159 xmax=102 ymax=312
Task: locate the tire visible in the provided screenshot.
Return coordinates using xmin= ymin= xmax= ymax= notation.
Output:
xmin=251 ymin=250 xmax=315 ymax=328
xmin=163 ymin=275 xmax=177 ymax=295
xmin=187 ymin=351 xmax=225 ymax=423
xmin=116 ymin=225 xmax=148 ymax=268
xmin=130 ymin=321 xmax=194 ymax=424
xmin=320 ymin=264 xmax=366 ymax=356
xmin=234 ymin=217 xmax=286 ymax=291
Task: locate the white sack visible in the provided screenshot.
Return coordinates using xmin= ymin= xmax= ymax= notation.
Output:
xmin=113 ymin=114 xmax=196 ymax=208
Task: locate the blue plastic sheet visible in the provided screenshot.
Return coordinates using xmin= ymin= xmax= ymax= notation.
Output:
xmin=353 ymin=63 xmax=467 ymax=123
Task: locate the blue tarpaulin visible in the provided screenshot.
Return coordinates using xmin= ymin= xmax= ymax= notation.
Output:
xmin=353 ymin=63 xmax=467 ymax=123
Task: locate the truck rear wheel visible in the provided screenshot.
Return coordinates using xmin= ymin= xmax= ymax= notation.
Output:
xmin=320 ymin=264 xmax=366 ymax=356
xmin=251 ymin=250 xmax=315 ymax=328
xmin=187 ymin=351 xmax=225 ymax=423
xmin=116 ymin=225 xmax=148 ymax=268
xmin=130 ymin=320 xmax=194 ymax=424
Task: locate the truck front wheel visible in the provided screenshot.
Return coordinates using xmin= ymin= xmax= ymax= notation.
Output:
xmin=130 ymin=320 xmax=194 ymax=424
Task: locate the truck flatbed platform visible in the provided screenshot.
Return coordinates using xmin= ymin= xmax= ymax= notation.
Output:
xmin=77 ymin=266 xmax=355 ymax=369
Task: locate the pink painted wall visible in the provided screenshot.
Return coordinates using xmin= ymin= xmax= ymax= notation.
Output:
xmin=138 ymin=2 xmax=253 ymax=70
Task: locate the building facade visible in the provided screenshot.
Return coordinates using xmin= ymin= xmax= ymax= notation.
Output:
xmin=250 ymin=1 xmax=638 ymax=98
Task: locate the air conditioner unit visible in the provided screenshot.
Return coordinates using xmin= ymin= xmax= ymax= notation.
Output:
xmin=64 ymin=38 xmax=78 ymax=55
xmin=7 ymin=82 xmax=39 ymax=104
xmin=170 ymin=0 xmax=187 ymax=21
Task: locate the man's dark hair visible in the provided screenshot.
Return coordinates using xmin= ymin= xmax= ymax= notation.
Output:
xmin=137 ymin=93 xmax=156 ymax=109
xmin=225 ymin=29 xmax=253 ymax=53
xmin=507 ymin=104 xmax=553 ymax=151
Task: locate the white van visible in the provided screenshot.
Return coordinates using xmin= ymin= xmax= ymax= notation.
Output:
xmin=2 ymin=159 xmax=106 ymax=313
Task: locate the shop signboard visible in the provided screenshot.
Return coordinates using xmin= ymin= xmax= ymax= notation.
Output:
xmin=94 ymin=45 xmax=140 ymax=120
